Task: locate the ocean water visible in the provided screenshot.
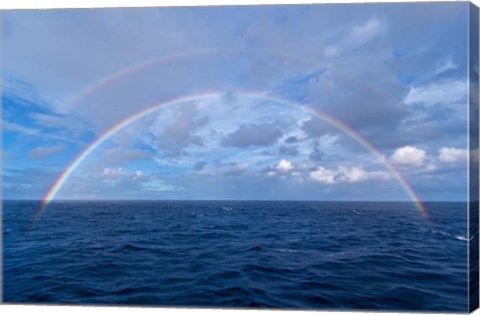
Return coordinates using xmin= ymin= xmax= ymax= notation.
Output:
xmin=3 ymin=200 xmax=469 ymax=311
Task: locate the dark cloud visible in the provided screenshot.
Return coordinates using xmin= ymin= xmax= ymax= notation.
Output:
xmin=274 ymin=69 xmax=326 ymax=102
xmin=299 ymin=90 xmax=410 ymax=152
xmin=156 ymin=106 xmax=209 ymax=156
xmin=278 ymin=145 xmax=298 ymax=156
xmin=284 ymin=136 xmax=300 ymax=144
xmin=103 ymin=147 xmax=151 ymax=166
xmin=193 ymin=161 xmax=207 ymax=171
xmin=223 ymin=163 xmax=249 ymax=176
xmin=221 ymin=122 xmax=283 ymax=148
xmin=302 ymin=117 xmax=335 ymax=137
xmin=308 ymin=78 xmax=409 ymax=136
xmin=309 ymin=141 xmax=324 ymax=162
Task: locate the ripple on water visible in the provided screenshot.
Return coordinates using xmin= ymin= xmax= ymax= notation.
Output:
xmin=3 ymin=200 xmax=469 ymax=311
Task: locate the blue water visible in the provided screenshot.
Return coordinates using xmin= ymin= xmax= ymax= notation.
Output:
xmin=3 ymin=200 xmax=469 ymax=311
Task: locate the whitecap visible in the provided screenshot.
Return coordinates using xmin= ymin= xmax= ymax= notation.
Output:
xmin=455 ymin=235 xmax=470 ymax=241
xmin=274 ymin=248 xmax=298 ymax=253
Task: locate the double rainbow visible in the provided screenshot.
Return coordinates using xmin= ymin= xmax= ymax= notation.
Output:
xmin=39 ymin=91 xmax=430 ymax=219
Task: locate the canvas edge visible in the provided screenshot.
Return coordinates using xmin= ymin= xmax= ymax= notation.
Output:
xmin=0 ymin=1 xmax=477 ymax=312
xmin=0 ymin=9 xmax=4 ymax=305
xmin=468 ymin=1 xmax=480 ymax=313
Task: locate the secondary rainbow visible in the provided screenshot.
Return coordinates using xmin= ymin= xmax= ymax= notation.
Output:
xmin=40 ymin=91 xmax=430 ymax=219
xmin=59 ymin=49 xmax=393 ymax=114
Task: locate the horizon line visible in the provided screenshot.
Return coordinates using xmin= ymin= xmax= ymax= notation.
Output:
xmin=1 ymin=198 xmax=468 ymax=203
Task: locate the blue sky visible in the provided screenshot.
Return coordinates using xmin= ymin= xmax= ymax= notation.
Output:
xmin=2 ymin=2 xmax=473 ymax=201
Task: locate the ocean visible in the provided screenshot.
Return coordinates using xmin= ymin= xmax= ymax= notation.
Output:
xmin=2 ymin=200 xmax=469 ymax=311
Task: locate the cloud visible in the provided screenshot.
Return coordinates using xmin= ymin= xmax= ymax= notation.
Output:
xmin=284 ymin=136 xmax=300 ymax=144
xmin=336 ymin=166 xmax=390 ymax=183
xmin=273 ymin=69 xmax=326 ymax=102
xmin=324 ymin=17 xmax=382 ymax=56
xmin=261 ymin=160 xmax=311 ymax=179
xmin=153 ymin=106 xmax=209 ymax=156
xmin=28 ymin=145 xmax=66 ymax=159
xmin=278 ymin=146 xmax=298 ymax=156
xmin=309 ymin=165 xmax=390 ymax=184
xmin=29 ymin=112 xmax=89 ymax=138
xmin=2 ymin=120 xmax=77 ymax=143
xmin=404 ymin=79 xmax=467 ymax=107
xmin=276 ymin=159 xmax=294 ymax=172
xmin=221 ymin=122 xmax=282 ymax=148
xmin=438 ymin=147 xmax=468 ymax=163
xmin=309 ymin=146 xmax=324 ymax=162
xmin=100 ymin=168 xmax=152 ymax=182
xmin=309 ymin=166 xmax=337 ymax=184
xmin=390 ymin=145 xmax=427 ymax=167
xmin=100 ymin=167 xmax=126 ymax=180
xmin=103 ymin=147 xmax=151 ymax=166
xmin=193 ymin=160 xmax=207 ymax=171
xmin=297 ymin=77 xmax=408 ymax=141
xmin=3 ymin=183 xmax=33 ymax=191
xmin=142 ymin=179 xmax=177 ymax=192
xmin=224 ymin=163 xmax=250 ymax=176
xmin=2 ymin=167 xmax=61 ymax=199
xmin=433 ymin=56 xmax=457 ymax=75
xmin=301 ymin=117 xmax=331 ymax=137
xmin=425 ymin=164 xmax=438 ymax=172
xmin=131 ymin=170 xmax=145 ymax=181
xmin=3 ymin=121 xmax=39 ymax=135
xmin=1 ymin=5 xmax=470 ymax=202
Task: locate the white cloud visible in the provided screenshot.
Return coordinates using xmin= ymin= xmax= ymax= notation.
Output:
xmin=309 ymin=166 xmax=337 ymax=184
xmin=100 ymin=167 xmax=153 ymax=183
xmin=404 ymin=79 xmax=467 ymax=107
xmin=425 ymin=164 xmax=438 ymax=172
xmin=323 ymin=47 xmax=338 ymax=57
xmin=100 ymin=167 xmax=126 ymax=180
xmin=142 ymin=179 xmax=177 ymax=192
xmin=336 ymin=166 xmax=390 ymax=183
xmin=28 ymin=145 xmax=66 ymax=159
xmin=433 ymin=56 xmax=457 ymax=75
xmin=3 ymin=121 xmax=39 ymax=135
xmin=29 ymin=112 xmax=88 ymax=138
xmin=438 ymin=147 xmax=468 ymax=163
xmin=4 ymin=183 xmax=32 ymax=191
xmin=348 ymin=18 xmax=382 ymax=45
xmin=3 ymin=120 xmax=77 ymax=143
xmin=132 ymin=170 xmax=145 ymax=181
xmin=324 ymin=17 xmax=382 ymax=56
xmin=309 ymin=165 xmax=389 ymax=184
xmin=276 ymin=159 xmax=293 ymax=172
xmin=390 ymin=146 xmax=427 ymax=167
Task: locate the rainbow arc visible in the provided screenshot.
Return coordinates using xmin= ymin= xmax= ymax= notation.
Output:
xmin=39 ymin=91 xmax=430 ymax=220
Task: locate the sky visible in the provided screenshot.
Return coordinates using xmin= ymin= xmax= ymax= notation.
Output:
xmin=1 ymin=2 xmax=474 ymax=201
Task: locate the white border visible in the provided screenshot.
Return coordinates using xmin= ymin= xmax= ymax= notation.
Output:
xmin=467 ymin=1 xmax=480 ymax=313
xmin=0 ymin=0 xmax=478 ymax=10
xmin=0 ymin=1 xmax=478 ymax=315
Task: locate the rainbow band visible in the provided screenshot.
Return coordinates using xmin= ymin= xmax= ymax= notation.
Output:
xmin=62 ymin=49 xmax=225 ymax=112
xmin=60 ymin=49 xmax=393 ymax=114
xmin=40 ymin=91 xmax=429 ymax=219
